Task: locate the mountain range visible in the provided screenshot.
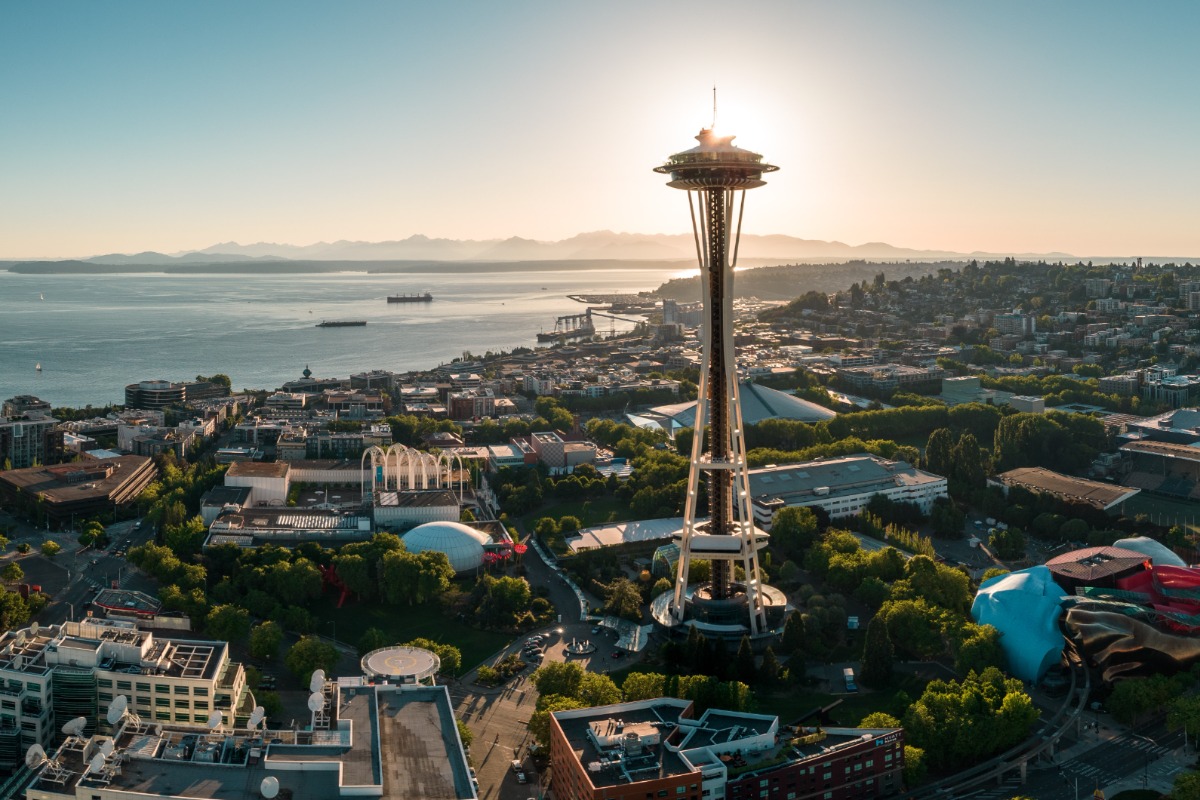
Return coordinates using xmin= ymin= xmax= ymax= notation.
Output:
xmin=67 ymin=231 xmax=1075 ymax=265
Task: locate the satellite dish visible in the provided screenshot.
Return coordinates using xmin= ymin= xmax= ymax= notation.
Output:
xmin=30 ymin=621 xmax=39 ymax=636
xmin=100 ymin=740 xmax=115 ymax=757
xmin=25 ymin=744 xmax=46 ymax=769
xmin=105 ymin=696 xmax=128 ymax=726
xmin=248 ymin=706 xmax=265 ymax=729
xmin=307 ymin=692 xmax=324 ymax=712
xmin=89 ymin=754 xmax=105 ymax=773
xmin=260 ymin=776 xmax=280 ymax=799
xmin=62 ymin=716 xmax=87 ymax=736
xmin=207 ymin=710 xmax=223 ymax=730
xmin=308 ymin=669 xmax=326 ymax=693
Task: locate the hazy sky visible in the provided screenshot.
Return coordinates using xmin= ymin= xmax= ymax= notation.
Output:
xmin=2 ymin=1 xmax=1198 ymax=259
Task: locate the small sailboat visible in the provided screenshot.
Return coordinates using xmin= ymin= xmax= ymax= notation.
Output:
xmin=35 ymin=362 xmax=42 ymax=371
xmin=39 ymin=293 xmax=44 ymax=301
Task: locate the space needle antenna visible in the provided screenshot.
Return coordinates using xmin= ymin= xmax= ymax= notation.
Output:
xmin=712 ymin=86 xmax=718 ymax=130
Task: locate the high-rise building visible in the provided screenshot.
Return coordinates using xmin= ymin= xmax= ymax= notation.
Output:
xmin=649 ymin=124 xmax=788 ymax=638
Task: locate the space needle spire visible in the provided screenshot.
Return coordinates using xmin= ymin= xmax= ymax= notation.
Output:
xmin=654 ymin=120 xmax=780 ymax=636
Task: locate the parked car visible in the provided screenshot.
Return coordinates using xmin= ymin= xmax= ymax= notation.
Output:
xmin=611 ymin=650 xmax=624 ymax=659
xmin=516 ymin=771 xmax=528 ymax=784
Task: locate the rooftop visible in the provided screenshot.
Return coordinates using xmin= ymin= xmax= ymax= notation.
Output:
xmin=30 ymin=682 xmax=472 ymax=800
xmin=992 ymin=466 xmax=1140 ymax=510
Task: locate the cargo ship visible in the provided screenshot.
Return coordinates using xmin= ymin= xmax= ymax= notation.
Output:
xmin=317 ymin=320 xmax=367 ymax=327
xmin=387 ymin=293 xmax=433 ymax=303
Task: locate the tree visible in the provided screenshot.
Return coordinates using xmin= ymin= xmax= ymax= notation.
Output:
xmin=859 ymin=712 xmax=901 ymax=728
xmin=358 ymin=627 xmax=391 ymax=656
xmin=622 ymin=672 xmax=666 ymax=701
xmin=206 ymin=604 xmax=251 ymax=643
xmin=924 ymin=428 xmax=954 ymax=476
xmin=770 ymin=506 xmax=820 ymax=557
xmin=456 ymin=720 xmax=474 ymax=750
xmin=604 ymin=578 xmax=643 ymax=621
xmin=903 ymin=745 xmax=927 ymax=787
xmin=528 ymin=695 xmax=584 ymax=748
xmin=860 ymin=615 xmax=893 ymax=687
xmin=735 ymin=636 xmax=757 ymax=684
xmin=1174 ymin=771 xmax=1200 ymax=800
xmin=249 ymin=621 xmax=284 ymax=661
xmin=577 ymin=673 xmax=622 ymax=707
xmin=0 ymin=589 xmax=30 ymax=630
xmin=954 ymin=623 xmax=1005 ymax=675
xmin=40 ymin=540 xmax=61 ymax=558
xmin=284 ymin=635 xmax=340 ymax=686
xmin=533 ymin=662 xmax=585 ymax=699
xmin=1 ymin=563 xmax=23 ymax=585
xmin=759 ymin=647 xmax=781 ymax=687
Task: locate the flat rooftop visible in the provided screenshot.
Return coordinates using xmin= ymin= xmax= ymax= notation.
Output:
xmin=226 ymin=461 xmax=290 ymax=479
xmin=375 ymin=489 xmax=458 ymax=508
xmin=749 ymin=454 xmax=943 ymax=503
xmin=993 ymin=466 xmax=1139 ymax=510
xmin=32 ymin=683 xmax=472 ymax=800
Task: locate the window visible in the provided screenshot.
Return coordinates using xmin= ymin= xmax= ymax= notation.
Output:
xmin=26 ymin=683 xmax=39 ymax=694
xmin=116 ymin=681 xmax=132 ymax=691
xmin=155 ymin=685 xmax=169 ymax=694
xmin=174 ymin=686 xmax=189 ymax=695
xmin=97 ymin=679 xmax=113 ymax=688
xmin=194 ymin=687 xmax=208 ymax=697
xmin=136 ymin=696 xmax=150 ymax=707
xmin=98 ymin=692 xmax=112 ymax=702
xmin=156 ymin=698 xmax=170 ymax=708
xmin=176 ymin=714 xmax=190 ymax=722
xmin=136 ymin=682 xmax=150 ymax=692
xmin=175 ymin=699 xmax=189 ymax=709
xmin=155 ymin=711 xmax=170 ymax=721
xmin=194 ymin=701 xmax=208 ymax=710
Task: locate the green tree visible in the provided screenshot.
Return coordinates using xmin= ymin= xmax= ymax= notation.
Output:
xmin=456 ymin=720 xmax=474 ymax=750
xmin=622 ymin=672 xmax=666 ymax=701
xmin=858 ymin=712 xmax=901 ymax=728
xmin=577 ymin=673 xmax=622 ymax=707
xmin=954 ymin=623 xmax=1006 ymax=675
xmin=1 ymin=563 xmax=24 ymax=585
xmin=770 ymin=506 xmax=820 ymax=557
xmin=759 ymin=647 xmax=781 ymax=687
xmin=358 ymin=627 xmax=391 ymax=656
xmin=404 ymin=638 xmax=463 ymax=676
xmin=528 ymin=695 xmax=584 ymax=748
xmin=903 ymin=745 xmax=927 ymax=787
xmin=284 ymin=635 xmax=340 ymax=686
xmin=604 ymin=578 xmax=643 ymax=621
xmin=923 ymin=428 xmax=954 ymax=476
xmin=735 ymin=636 xmax=757 ymax=684
xmin=40 ymin=540 xmax=61 ymax=558
xmin=206 ymin=604 xmax=251 ymax=643
xmin=533 ymin=662 xmax=585 ymax=698
xmin=249 ymin=621 xmax=284 ymax=661
xmin=860 ymin=615 xmax=893 ymax=687
xmin=0 ymin=589 xmax=31 ymax=630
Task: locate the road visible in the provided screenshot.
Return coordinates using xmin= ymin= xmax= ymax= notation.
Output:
xmin=453 ymin=535 xmax=640 ymax=800
xmin=0 ymin=513 xmax=159 ymax=627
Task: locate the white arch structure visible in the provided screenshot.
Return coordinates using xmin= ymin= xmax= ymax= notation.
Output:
xmin=361 ymin=444 xmax=468 ymax=504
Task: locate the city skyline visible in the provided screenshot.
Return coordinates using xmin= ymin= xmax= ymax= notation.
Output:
xmin=3 ymin=1 xmax=1199 ymax=259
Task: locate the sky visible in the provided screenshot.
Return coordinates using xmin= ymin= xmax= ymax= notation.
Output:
xmin=2 ymin=1 xmax=1198 ymax=259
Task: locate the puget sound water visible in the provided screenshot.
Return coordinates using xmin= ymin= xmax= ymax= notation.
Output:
xmin=0 ymin=266 xmax=682 ymax=408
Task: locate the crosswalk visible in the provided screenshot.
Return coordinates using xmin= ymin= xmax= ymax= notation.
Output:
xmin=1060 ymin=731 xmax=1173 ymax=787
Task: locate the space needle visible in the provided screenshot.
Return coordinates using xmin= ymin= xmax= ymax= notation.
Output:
xmin=651 ymin=117 xmax=789 ymax=639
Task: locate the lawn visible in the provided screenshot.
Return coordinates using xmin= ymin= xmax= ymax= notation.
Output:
xmin=312 ymin=601 xmax=511 ymax=674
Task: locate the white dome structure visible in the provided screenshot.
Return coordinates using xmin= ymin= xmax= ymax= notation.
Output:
xmin=402 ymin=521 xmax=490 ymax=573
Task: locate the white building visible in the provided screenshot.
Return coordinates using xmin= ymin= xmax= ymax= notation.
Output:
xmin=749 ymin=454 xmax=948 ymax=528
xmin=0 ymin=619 xmax=252 ymax=771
